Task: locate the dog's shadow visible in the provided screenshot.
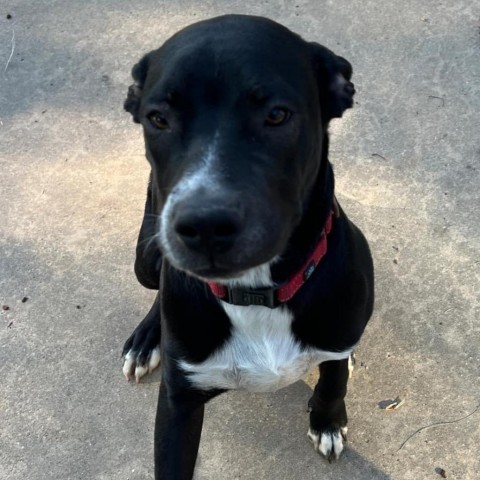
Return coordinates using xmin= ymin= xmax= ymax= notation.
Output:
xmin=195 ymin=379 xmax=391 ymax=480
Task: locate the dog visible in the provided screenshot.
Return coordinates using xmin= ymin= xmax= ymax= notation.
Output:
xmin=122 ymin=14 xmax=374 ymax=479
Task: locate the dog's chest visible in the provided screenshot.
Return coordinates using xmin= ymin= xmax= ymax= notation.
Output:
xmin=179 ymin=303 xmax=351 ymax=393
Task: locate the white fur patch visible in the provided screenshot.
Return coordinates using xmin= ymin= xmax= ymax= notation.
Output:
xmin=122 ymin=351 xmax=135 ymax=381
xmin=159 ymin=132 xmax=222 ymax=261
xmin=178 ymin=245 xmax=352 ymax=393
xmin=348 ymin=352 xmax=355 ymax=379
xmin=219 ymin=261 xmax=274 ymax=288
xmin=179 ymin=300 xmax=352 ymax=393
xmin=122 ymin=346 xmax=161 ymax=383
xmin=308 ymin=427 xmax=347 ymax=460
xmin=148 ymin=346 xmax=161 ymax=372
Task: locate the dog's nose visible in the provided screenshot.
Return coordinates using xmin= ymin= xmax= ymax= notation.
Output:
xmin=174 ymin=209 xmax=243 ymax=254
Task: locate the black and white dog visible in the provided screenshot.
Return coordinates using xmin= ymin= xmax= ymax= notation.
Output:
xmin=122 ymin=15 xmax=374 ymax=479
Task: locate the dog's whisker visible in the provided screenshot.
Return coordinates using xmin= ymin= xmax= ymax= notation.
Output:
xmin=144 ymin=233 xmax=162 ymax=254
xmin=137 ymin=232 xmax=160 ymax=250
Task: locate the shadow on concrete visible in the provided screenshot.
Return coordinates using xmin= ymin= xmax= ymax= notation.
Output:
xmin=197 ymin=381 xmax=391 ymax=480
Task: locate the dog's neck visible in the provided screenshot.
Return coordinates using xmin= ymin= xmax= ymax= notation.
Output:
xmin=270 ymin=135 xmax=335 ymax=286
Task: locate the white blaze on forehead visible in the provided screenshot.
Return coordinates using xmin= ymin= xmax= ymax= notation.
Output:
xmin=159 ymin=131 xmax=222 ymax=256
xmin=184 ymin=129 xmax=222 ymax=194
xmin=204 ymin=130 xmax=220 ymax=170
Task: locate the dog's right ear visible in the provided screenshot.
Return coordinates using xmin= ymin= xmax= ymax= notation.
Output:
xmin=309 ymin=42 xmax=355 ymax=124
xmin=124 ymin=54 xmax=150 ymax=123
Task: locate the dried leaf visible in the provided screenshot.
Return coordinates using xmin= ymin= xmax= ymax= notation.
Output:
xmin=378 ymin=396 xmax=405 ymax=411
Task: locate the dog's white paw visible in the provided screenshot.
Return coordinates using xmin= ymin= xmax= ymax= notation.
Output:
xmin=122 ymin=346 xmax=161 ymax=383
xmin=307 ymin=426 xmax=347 ymax=461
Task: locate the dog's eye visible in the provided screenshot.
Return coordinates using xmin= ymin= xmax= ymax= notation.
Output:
xmin=149 ymin=112 xmax=169 ymax=130
xmin=265 ymin=107 xmax=291 ymax=126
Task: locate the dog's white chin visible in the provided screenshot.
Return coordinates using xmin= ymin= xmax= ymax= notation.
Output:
xmin=204 ymin=259 xmax=279 ymax=288
xmin=167 ymin=251 xmax=280 ymax=288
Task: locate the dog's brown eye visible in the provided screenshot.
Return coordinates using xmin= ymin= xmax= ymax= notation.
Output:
xmin=265 ymin=107 xmax=291 ymax=126
xmin=149 ymin=112 xmax=169 ymax=130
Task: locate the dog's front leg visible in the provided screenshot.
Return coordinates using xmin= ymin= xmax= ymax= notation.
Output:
xmin=154 ymin=379 xmax=221 ymax=480
xmin=134 ymin=172 xmax=162 ymax=290
xmin=154 ymin=381 xmax=204 ymax=480
xmin=307 ymin=358 xmax=350 ymax=461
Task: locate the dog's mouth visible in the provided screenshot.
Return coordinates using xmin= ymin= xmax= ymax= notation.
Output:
xmin=164 ymin=245 xmax=277 ymax=284
xmin=175 ymin=260 xmax=260 ymax=283
xmin=193 ymin=267 xmax=245 ymax=282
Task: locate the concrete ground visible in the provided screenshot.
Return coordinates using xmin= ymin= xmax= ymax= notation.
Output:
xmin=1 ymin=1 xmax=479 ymax=479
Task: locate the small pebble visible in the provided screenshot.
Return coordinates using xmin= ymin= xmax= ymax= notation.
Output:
xmin=435 ymin=467 xmax=447 ymax=478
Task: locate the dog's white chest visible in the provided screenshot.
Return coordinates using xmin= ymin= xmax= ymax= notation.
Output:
xmin=179 ymin=303 xmax=351 ymax=393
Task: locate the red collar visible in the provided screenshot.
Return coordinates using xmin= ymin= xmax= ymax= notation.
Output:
xmin=208 ymin=210 xmax=334 ymax=308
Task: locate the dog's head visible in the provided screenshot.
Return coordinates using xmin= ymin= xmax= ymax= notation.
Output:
xmin=125 ymin=15 xmax=354 ymax=281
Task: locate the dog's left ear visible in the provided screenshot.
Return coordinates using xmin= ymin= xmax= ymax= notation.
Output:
xmin=124 ymin=54 xmax=150 ymax=123
xmin=309 ymin=43 xmax=355 ymax=123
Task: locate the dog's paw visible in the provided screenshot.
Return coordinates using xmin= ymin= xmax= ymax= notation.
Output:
xmin=122 ymin=346 xmax=160 ymax=383
xmin=122 ymin=314 xmax=161 ymax=383
xmin=307 ymin=426 xmax=347 ymax=461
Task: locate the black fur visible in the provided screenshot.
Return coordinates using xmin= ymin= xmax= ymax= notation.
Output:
xmin=122 ymin=15 xmax=373 ymax=479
